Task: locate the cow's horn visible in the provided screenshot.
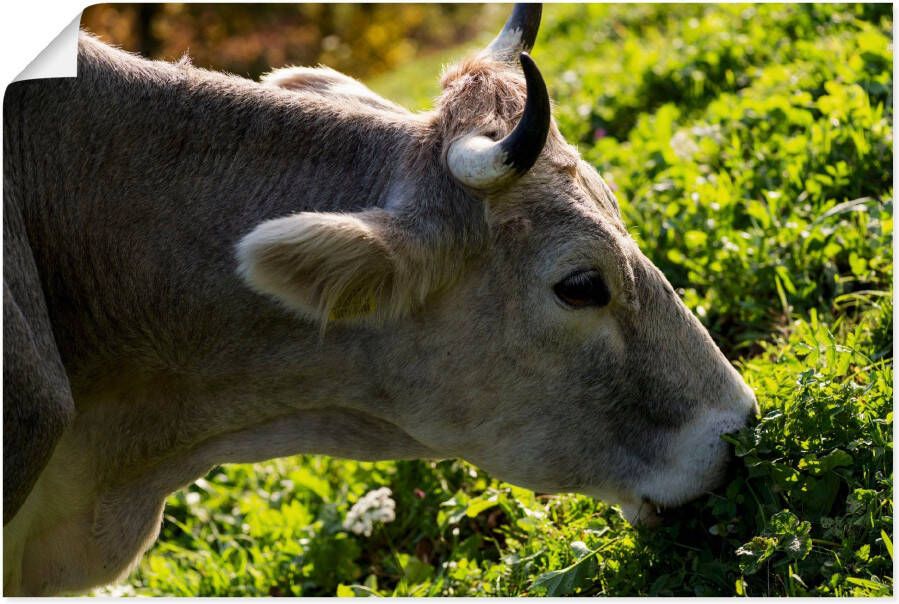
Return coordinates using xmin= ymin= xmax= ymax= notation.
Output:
xmin=486 ymin=4 xmax=542 ymax=61
xmin=447 ymin=53 xmax=551 ymax=189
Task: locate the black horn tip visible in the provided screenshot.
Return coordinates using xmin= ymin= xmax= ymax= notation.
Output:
xmin=509 ymin=4 xmax=543 ymax=51
xmin=499 ymin=52 xmax=551 ymax=176
xmin=487 ymin=3 xmax=543 ymax=59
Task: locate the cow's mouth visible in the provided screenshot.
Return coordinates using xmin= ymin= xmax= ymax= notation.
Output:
xmin=641 ymin=496 xmax=664 ymax=512
xmin=638 ymin=496 xmax=669 ymax=526
xmin=627 ymin=438 xmax=748 ymax=528
xmin=616 ymin=496 xmax=668 ymax=527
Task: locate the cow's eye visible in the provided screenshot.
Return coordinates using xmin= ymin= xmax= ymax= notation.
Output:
xmin=553 ymin=270 xmax=611 ymax=309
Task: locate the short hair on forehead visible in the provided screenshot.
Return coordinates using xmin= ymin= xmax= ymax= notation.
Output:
xmin=495 ymin=164 xmax=625 ymax=239
xmin=434 ymin=56 xmax=576 ymax=166
xmin=548 ymin=142 xmax=581 ymax=171
xmin=436 ymin=56 xmax=529 ymax=139
xmin=576 ymin=160 xmax=623 ymax=222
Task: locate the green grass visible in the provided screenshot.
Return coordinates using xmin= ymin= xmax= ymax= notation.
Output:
xmin=103 ymin=3 xmax=892 ymax=597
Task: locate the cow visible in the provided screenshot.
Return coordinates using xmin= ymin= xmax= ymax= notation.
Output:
xmin=3 ymin=5 xmax=757 ymax=595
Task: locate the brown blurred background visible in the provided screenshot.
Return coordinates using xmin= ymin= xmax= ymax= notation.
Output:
xmin=80 ymin=4 xmax=495 ymax=82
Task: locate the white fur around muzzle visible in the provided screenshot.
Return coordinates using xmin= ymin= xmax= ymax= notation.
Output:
xmin=637 ymin=390 xmax=757 ymax=513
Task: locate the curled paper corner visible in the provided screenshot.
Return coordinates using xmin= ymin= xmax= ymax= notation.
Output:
xmin=14 ymin=13 xmax=83 ymax=82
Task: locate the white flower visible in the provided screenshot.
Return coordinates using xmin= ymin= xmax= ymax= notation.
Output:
xmin=343 ymin=487 xmax=396 ymax=537
xmin=670 ymin=124 xmax=722 ymax=161
xmin=670 ymin=130 xmax=699 ymax=160
xmin=90 ymin=582 xmax=136 ymax=597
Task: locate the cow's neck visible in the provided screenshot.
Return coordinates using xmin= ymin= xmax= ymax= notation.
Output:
xmin=8 ymin=36 xmax=441 ymax=478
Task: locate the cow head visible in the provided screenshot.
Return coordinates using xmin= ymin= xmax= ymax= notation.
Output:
xmin=238 ymin=5 xmax=757 ymax=524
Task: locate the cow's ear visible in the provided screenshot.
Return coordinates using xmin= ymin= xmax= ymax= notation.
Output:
xmin=237 ymin=210 xmax=418 ymax=324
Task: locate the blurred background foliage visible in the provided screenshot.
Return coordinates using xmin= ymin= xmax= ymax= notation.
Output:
xmin=81 ymin=3 xmax=501 ymax=81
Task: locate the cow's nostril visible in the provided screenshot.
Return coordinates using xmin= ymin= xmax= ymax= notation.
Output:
xmin=746 ymin=405 xmax=760 ymax=425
